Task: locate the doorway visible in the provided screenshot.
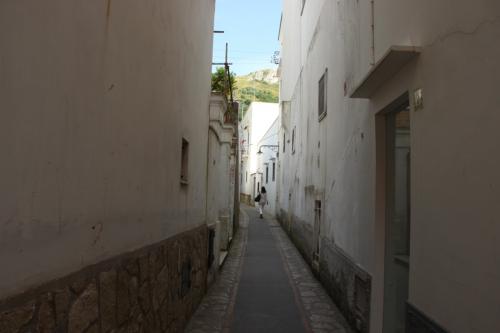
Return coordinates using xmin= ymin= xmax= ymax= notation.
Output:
xmin=382 ymin=97 xmax=411 ymax=333
xmin=313 ymin=200 xmax=322 ymax=265
xmin=253 ymin=176 xmax=256 ymax=198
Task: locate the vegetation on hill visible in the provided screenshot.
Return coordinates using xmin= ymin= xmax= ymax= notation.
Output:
xmin=211 ymin=68 xmax=280 ymax=118
xmin=235 ymin=69 xmax=279 ymax=117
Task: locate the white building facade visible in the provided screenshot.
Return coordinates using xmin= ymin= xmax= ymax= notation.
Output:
xmin=239 ymin=102 xmax=279 ymax=205
xmin=0 ymin=1 xmax=218 ymax=330
xmin=278 ymin=1 xmax=500 ymax=333
xmin=256 ymin=118 xmax=280 ymax=215
xmin=207 ymin=93 xmax=238 ymax=284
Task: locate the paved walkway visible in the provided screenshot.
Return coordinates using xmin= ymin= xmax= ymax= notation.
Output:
xmin=185 ymin=206 xmax=353 ymax=333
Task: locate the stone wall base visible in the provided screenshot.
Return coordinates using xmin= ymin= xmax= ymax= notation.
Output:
xmin=319 ymin=238 xmax=371 ymax=333
xmin=0 ymin=225 xmax=208 ymax=333
xmin=406 ymin=303 xmax=448 ymax=333
xmin=277 ymin=209 xmax=314 ymax=265
xmin=277 ymin=209 xmax=371 ymax=333
xmin=239 ymin=193 xmax=252 ymax=206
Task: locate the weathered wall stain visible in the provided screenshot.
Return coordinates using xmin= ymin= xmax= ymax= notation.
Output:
xmin=91 ymin=222 xmax=104 ymax=246
xmin=105 ymin=0 xmax=112 ymax=33
xmin=106 ymin=0 xmax=112 ymax=20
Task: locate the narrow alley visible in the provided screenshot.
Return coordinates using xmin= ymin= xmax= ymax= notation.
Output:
xmin=1 ymin=0 xmax=500 ymax=332
xmin=186 ymin=207 xmax=352 ymax=333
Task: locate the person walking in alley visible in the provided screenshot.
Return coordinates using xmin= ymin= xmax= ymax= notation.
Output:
xmin=258 ymin=186 xmax=268 ymax=218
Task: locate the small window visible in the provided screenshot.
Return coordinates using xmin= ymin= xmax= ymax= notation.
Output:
xmin=283 ymin=133 xmax=286 ymax=153
xmin=318 ymin=69 xmax=328 ymax=121
xmin=180 ymin=138 xmax=189 ymax=184
xmin=246 ymin=171 xmax=248 ymax=182
xmin=266 ymin=166 xmax=269 ymax=184
xmin=292 ymin=127 xmax=296 ymax=154
xmin=272 ymin=162 xmax=276 ymax=181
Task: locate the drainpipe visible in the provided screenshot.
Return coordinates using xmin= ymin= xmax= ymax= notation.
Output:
xmin=371 ymin=0 xmax=375 ymax=65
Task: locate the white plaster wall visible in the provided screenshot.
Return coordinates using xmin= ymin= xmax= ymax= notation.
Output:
xmin=0 ymin=0 xmax=215 ymax=299
xmin=239 ymin=108 xmax=252 ymax=198
xmin=373 ymin=0 xmax=500 ymax=63
xmin=369 ymin=2 xmax=500 ymax=332
xmin=239 ymin=102 xmax=279 ymax=199
xmin=280 ymin=0 xmax=500 ymax=332
xmin=207 ymin=130 xmax=221 ymax=226
xmin=280 ymin=0 xmax=374 ymax=269
xmin=257 ymin=119 xmax=280 ymax=215
xmin=374 ymin=21 xmax=500 ymax=333
xmin=279 ymin=0 xmax=303 ymax=102
xmin=208 ymin=94 xmax=235 ymax=251
xmin=248 ymin=103 xmax=280 ymax=174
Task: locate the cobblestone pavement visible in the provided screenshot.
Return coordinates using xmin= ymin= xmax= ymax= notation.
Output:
xmin=268 ymin=220 xmax=354 ymax=333
xmin=184 ymin=211 xmax=248 ymax=333
xmin=185 ymin=206 xmax=353 ymax=333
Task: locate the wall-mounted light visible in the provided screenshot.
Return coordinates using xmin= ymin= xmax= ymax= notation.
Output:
xmin=257 ymin=144 xmax=279 ymax=155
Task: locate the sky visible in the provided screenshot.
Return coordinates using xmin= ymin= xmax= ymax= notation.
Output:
xmin=212 ymin=0 xmax=282 ymax=76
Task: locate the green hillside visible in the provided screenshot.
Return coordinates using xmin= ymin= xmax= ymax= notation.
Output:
xmin=234 ymin=69 xmax=279 ymax=117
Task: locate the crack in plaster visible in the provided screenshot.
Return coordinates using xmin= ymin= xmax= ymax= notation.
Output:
xmin=426 ymin=16 xmax=500 ymax=48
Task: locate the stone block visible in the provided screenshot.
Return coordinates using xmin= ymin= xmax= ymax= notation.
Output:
xmin=86 ymin=322 xmax=100 ymax=333
xmin=138 ymin=255 xmax=150 ymax=284
xmin=0 ymin=301 xmax=35 ymax=333
xmin=125 ymin=259 xmax=140 ymax=277
xmin=37 ymin=294 xmax=56 ymax=333
xmin=68 ymin=282 xmax=98 ymax=333
xmin=70 ymin=276 xmax=91 ymax=295
xmin=141 ymin=311 xmax=158 ymax=332
xmin=319 ymin=238 xmax=371 ymax=333
xmin=138 ymin=282 xmax=152 ymax=314
xmin=154 ymin=266 xmax=169 ymax=308
xmin=99 ymin=269 xmax=117 ymax=332
xmin=129 ymin=276 xmax=141 ymax=322
xmin=149 ymin=247 xmax=165 ymax=279
xmin=54 ymin=288 xmax=71 ymax=330
xmin=117 ymin=270 xmax=132 ymax=326
xmin=0 ymin=225 xmax=208 ymax=333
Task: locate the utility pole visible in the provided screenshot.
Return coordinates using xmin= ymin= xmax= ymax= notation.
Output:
xmin=217 ymin=41 xmax=240 ymax=232
xmin=225 ymin=43 xmax=235 ymax=105
xmin=223 ymin=42 xmax=240 ymax=232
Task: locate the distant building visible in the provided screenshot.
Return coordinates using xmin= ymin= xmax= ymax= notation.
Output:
xmin=239 ymin=102 xmax=279 ymax=206
xmin=256 ymin=118 xmax=280 ymax=215
xmin=278 ymin=1 xmax=500 ymax=333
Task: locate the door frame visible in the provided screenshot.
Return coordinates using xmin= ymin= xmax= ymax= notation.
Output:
xmin=375 ymin=92 xmax=412 ymax=333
